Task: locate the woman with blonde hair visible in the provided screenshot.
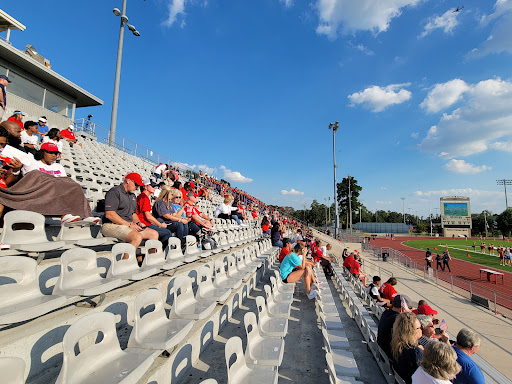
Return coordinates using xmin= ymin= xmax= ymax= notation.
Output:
xmin=412 ymin=341 xmax=461 ymax=383
xmin=392 ymin=312 xmax=424 ymax=384
xmin=152 ymin=186 xmax=190 ymax=245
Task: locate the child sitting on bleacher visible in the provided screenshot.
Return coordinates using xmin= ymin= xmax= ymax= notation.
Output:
xmin=367 ymin=276 xmax=391 ymax=308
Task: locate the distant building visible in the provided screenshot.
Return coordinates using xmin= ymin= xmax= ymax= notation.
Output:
xmin=0 ymin=9 xmax=102 ymax=128
xmin=353 ymin=222 xmax=410 ymax=234
xmin=440 ymin=196 xmax=472 ymax=237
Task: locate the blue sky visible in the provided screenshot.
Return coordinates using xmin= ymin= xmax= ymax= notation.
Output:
xmin=6 ymin=0 xmax=512 ymax=216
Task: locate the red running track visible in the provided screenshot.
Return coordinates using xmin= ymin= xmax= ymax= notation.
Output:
xmin=371 ymin=237 xmax=512 ymax=310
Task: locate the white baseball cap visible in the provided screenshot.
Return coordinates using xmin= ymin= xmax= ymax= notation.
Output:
xmin=38 ymin=117 xmax=47 ymax=123
xmin=67 ymin=124 xmax=74 ymax=131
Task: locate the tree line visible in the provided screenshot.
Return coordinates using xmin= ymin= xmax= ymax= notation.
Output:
xmin=280 ymin=176 xmax=512 ymax=237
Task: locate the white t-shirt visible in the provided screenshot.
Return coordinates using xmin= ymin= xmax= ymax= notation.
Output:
xmin=320 ymin=245 xmax=327 ymax=257
xmin=21 ymin=130 xmax=38 ymax=146
xmin=411 ymin=367 xmax=451 ymax=384
xmin=155 ymin=164 xmax=166 ymax=174
xmin=22 ymin=159 xmax=67 ymax=177
xmin=42 ymin=136 xmax=63 ymax=153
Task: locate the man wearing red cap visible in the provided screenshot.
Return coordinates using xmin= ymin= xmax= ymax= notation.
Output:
xmin=102 ymin=173 xmax=159 ymax=258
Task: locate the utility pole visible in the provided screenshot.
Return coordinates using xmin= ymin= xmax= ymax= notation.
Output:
xmin=484 ymin=211 xmax=488 ymax=238
xmin=329 ymin=122 xmax=340 ymax=239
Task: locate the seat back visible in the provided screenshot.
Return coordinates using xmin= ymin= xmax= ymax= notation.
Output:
xmin=235 ymin=251 xmax=246 ymax=270
xmin=213 ymin=259 xmax=228 ymax=284
xmin=197 ymin=266 xmax=214 ymax=296
xmin=57 ymin=223 xmax=97 ymax=241
xmin=0 ymin=256 xmax=39 ymax=306
xmin=53 ymin=248 xmax=101 ymax=295
xmin=132 ymin=288 xmax=166 ymax=340
xmin=273 ymin=270 xmax=286 ymax=289
xmin=109 ymin=243 xmax=139 ymax=277
xmin=166 ymin=237 xmax=184 ymax=260
xmin=226 ymin=255 xmax=238 ymax=276
xmin=255 ymin=295 xmax=270 ymax=323
xmin=171 ymin=276 xmax=195 ymax=317
xmin=0 ymin=210 xmax=48 ymax=245
xmin=243 ymin=312 xmax=262 ymax=350
xmin=263 ymin=285 xmax=274 ymax=306
xmin=185 ymin=235 xmax=200 ymax=256
xmin=143 ymin=240 xmax=166 ymax=267
xmin=224 ymin=336 xmax=247 ymax=384
xmin=57 ymin=312 xmax=121 ymax=383
xmin=269 ymin=276 xmax=279 ymax=295
xmin=219 ymin=232 xmax=229 ymax=247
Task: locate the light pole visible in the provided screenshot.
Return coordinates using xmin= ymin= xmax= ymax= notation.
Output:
xmin=324 ymin=198 xmax=328 ymax=226
xmin=109 ymin=0 xmax=141 ymax=146
xmin=329 ymin=121 xmax=340 ymax=239
xmin=328 ymin=196 xmax=331 ymax=225
xmin=401 ymin=197 xmax=406 ymax=224
xmin=408 ymin=207 xmax=411 ymax=224
xmin=497 ymin=179 xmax=512 ymax=210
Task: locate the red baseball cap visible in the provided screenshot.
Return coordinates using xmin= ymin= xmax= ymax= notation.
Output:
xmin=124 ymin=172 xmax=144 ymax=186
xmin=40 ymin=142 xmax=61 ymax=153
xmin=417 ymin=304 xmax=438 ymax=315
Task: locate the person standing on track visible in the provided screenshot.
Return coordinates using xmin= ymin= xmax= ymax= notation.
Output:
xmin=442 ymin=251 xmax=452 ymax=272
xmin=435 ymin=254 xmax=443 ymax=270
xmin=425 ymin=248 xmax=432 ymax=269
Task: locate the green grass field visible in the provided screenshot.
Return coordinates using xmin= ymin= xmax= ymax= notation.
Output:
xmin=403 ymin=239 xmax=512 ymax=272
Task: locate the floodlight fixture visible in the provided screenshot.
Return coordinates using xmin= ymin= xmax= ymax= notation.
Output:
xmin=113 ymin=8 xmax=121 ymax=16
xmin=127 ymin=23 xmax=136 ymax=32
xmin=121 ymin=15 xmax=129 ymax=23
xmin=133 ymin=30 xmax=140 ymax=36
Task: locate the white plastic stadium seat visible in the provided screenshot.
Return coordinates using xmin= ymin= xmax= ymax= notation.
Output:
xmin=53 ymin=248 xmax=127 ymax=296
xmin=263 ymin=285 xmax=291 ymax=318
xmin=128 ymin=288 xmax=194 ymax=350
xmin=57 ymin=221 xmax=110 ymax=247
xmin=56 ymin=312 xmax=157 ymax=384
xmin=0 ymin=256 xmax=72 ymax=324
xmin=141 ymin=239 xmax=175 ymax=270
xmin=226 ymin=254 xmax=251 ymax=282
xmin=168 ymin=276 xmax=216 ymax=320
xmin=255 ymin=296 xmax=288 ymax=338
xmin=224 ymin=336 xmax=278 ymax=384
xmin=165 ymin=237 xmax=198 ymax=265
xmin=243 ymin=312 xmax=284 ymax=366
xmin=107 ymin=243 xmax=160 ymax=281
xmin=273 ymin=270 xmax=295 ymax=294
xmin=269 ymin=276 xmax=293 ymax=303
xmin=212 ymin=259 xmax=242 ymax=290
xmin=196 ymin=266 xmax=231 ymax=303
xmin=0 ymin=210 xmax=65 ymax=252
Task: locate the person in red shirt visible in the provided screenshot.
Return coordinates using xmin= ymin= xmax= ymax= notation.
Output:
xmin=60 ymin=124 xmax=81 ymax=147
xmin=343 ymin=252 xmax=355 ymax=272
xmin=351 ymin=254 xmax=368 ymax=286
xmin=279 ymin=238 xmax=293 ymax=263
xmin=313 ymin=239 xmax=335 ymax=277
xmin=136 ymin=180 xmax=172 ymax=248
xmin=184 ymin=192 xmax=214 ymax=241
xmin=7 ymin=110 xmax=24 ymax=131
xmin=379 ymin=277 xmax=398 ymax=301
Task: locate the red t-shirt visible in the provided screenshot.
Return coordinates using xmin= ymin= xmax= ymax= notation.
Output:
xmin=7 ymin=117 xmax=24 ymax=131
xmin=312 ymin=245 xmax=323 ymax=262
xmin=184 ymin=201 xmax=202 ymax=224
xmin=60 ymin=129 xmax=76 ymax=140
xmin=351 ymin=259 xmax=361 ymax=275
xmin=379 ymin=283 xmax=398 ymax=301
xmin=343 ymin=255 xmax=354 ymax=269
xmin=279 ymin=247 xmax=289 ymax=263
xmin=136 ymin=193 xmax=152 ymax=227
xmin=262 ymin=224 xmax=269 ymax=232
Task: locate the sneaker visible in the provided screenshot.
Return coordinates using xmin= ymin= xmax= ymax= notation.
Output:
xmin=83 ymin=216 xmax=101 ymax=224
xmin=315 ymin=283 xmax=327 ymax=291
xmin=307 ymin=290 xmax=319 ymax=300
xmin=0 ymin=242 xmax=10 ymax=250
xmin=61 ymin=214 xmax=80 ymax=224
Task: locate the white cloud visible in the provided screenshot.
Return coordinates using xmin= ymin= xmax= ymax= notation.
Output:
xmin=348 ymin=83 xmax=412 ymax=112
xmin=411 ymin=132 xmax=419 ymax=139
xmin=219 ymin=165 xmax=253 ymax=183
xmin=443 ymin=159 xmax=492 ymax=174
xmin=420 ymin=79 xmax=470 ymax=113
xmin=376 ymin=200 xmax=392 ymax=204
xmin=380 ymin=186 xmax=388 ymax=190
xmin=281 ymin=188 xmax=304 ymax=195
xmin=419 ymin=10 xmax=460 ymax=39
xmin=280 ymin=0 xmax=293 ymax=7
xmin=352 ymin=43 xmax=374 ymax=56
xmin=469 ymin=0 xmax=512 ymax=57
xmin=197 ymin=164 xmax=216 ymax=174
xmin=489 ymin=141 xmax=512 ymax=152
xmin=164 ymin=0 xmax=188 ymax=27
xmin=419 ymin=78 xmax=512 ymax=158
xmin=315 ymin=0 xmax=421 ymax=39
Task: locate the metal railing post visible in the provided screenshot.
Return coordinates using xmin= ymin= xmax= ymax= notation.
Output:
xmin=469 ymin=282 xmax=472 ymax=299
xmin=451 ymin=276 xmax=453 ymax=292
xmin=436 ymin=269 xmax=438 ymax=284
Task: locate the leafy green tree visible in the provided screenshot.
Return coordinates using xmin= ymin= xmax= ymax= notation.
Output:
xmin=337 ymin=176 xmax=362 ymax=228
xmin=497 ymin=209 xmax=512 ymax=236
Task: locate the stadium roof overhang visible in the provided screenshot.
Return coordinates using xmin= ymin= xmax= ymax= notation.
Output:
xmin=0 ymin=10 xmax=26 ymax=32
xmin=0 ymin=39 xmax=103 ymax=108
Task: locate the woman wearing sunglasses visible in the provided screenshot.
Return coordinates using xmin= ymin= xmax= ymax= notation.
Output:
xmin=22 ymin=142 xmax=66 ymax=177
